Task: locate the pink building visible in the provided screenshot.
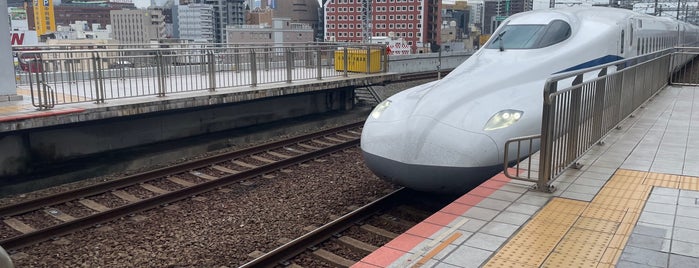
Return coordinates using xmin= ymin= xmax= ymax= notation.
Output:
xmin=323 ymin=0 xmax=441 ymax=53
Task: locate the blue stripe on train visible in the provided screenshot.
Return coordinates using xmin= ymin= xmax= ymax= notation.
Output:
xmin=555 ymin=55 xmax=624 ymax=74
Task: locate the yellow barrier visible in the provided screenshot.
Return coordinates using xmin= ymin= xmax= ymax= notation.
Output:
xmin=334 ymin=49 xmax=382 ymax=73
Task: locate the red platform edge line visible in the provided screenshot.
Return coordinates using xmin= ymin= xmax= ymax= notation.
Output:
xmin=0 ymin=108 xmax=86 ymax=123
xmin=354 ymin=170 xmax=518 ymax=267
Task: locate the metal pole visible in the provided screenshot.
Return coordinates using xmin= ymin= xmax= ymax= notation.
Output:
xmin=156 ymin=51 xmax=166 ymax=97
xmin=208 ymin=50 xmax=216 ymax=92
xmin=366 ymin=46 xmax=371 ymax=74
xmin=437 ymin=48 xmax=442 ymax=79
xmin=250 ymin=49 xmax=257 ymax=87
xmin=286 ymin=47 xmax=293 ymax=83
xmin=343 ymin=47 xmax=349 ymax=77
xmin=538 ymin=81 xmax=558 ymax=192
xmin=316 ymin=47 xmax=322 ymax=80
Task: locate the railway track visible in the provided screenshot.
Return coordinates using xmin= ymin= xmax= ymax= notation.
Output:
xmin=241 ymin=188 xmax=453 ymax=268
xmin=0 ymin=121 xmax=365 ymax=251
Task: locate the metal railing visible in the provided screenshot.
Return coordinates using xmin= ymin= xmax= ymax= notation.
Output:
xmin=503 ymin=48 xmax=688 ymax=191
xmin=670 ymin=47 xmax=699 ymax=85
xmin=14 ymin=43 xmax=388 ymax=109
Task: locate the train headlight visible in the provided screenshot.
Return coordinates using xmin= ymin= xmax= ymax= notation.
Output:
xmin=483 ymin=110 xmax=523 ymax=131
xmin=371 ymin=100 xmax=392 ymax=119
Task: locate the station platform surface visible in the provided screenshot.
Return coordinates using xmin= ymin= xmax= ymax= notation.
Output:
xmin=355 ymin=84 xmax=699 ymax=268
xmin=0 ymin=72 xmax=398 ymax=132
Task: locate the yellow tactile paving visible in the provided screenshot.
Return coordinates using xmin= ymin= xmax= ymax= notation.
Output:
xmin=485 ymin=169 xmax=699 ymax=268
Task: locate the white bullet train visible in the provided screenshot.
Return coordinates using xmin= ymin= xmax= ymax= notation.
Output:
xmin=361 ymin=7 xmax=699 ymax=193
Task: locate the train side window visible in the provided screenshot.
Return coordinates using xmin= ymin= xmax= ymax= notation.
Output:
xmin=629 ymin=23 xmax=633 ymax=46
xmin=485 ymin=19 xmax=570 ymax=50
xmin=536 ymin=20 xmax=571 ymax=47
xmin=620 ymin=30 xmax=624 ymax=54
xmin=637 ymin=38 xmax=641 ymax=55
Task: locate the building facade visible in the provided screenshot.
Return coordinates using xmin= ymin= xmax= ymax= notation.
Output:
xmin=226 ymin=18 xmax=314 ymax=44
xmin=245 ymin=7 xmax=273 ymax=26
xmin=27 ymin=1 xmax=135 ymax=32
xmin=261 ymin=0 xmax=320 ymax=40
xmin=191 ymin=0 xmax=245 ymax=43
xmin=323 ymin=0 xmax=442 ymax=53
xmin=110 ymin=9 xmax=166 ymax=44
xmin=483 ymin=0 xmax=532 ymax=34
xmin=54 ymin=21 xmax=112 ymax=40
xmin=173 ymin=4 xmax=215 ymax=42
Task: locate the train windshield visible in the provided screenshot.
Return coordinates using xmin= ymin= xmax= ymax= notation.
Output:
xmin=487 ymin=20 xmax=571 ymax=49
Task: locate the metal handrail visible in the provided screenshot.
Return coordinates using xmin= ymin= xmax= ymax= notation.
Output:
xmin=14 ymin=43 xmax=388 ymax=109
xmin=504 ymin=47 xmax=686 ymax=191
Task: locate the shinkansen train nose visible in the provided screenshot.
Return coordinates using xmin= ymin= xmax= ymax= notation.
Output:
xmin=361 ymin=117 xmax=502 ymax=193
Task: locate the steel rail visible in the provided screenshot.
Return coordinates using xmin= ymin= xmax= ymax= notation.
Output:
xmin=239 ymin=187 xmax=409 ymax=268
xmin=0 ymin=133 xmax=361 ymax=251
xmin=0 ymin=121 xmax=364 ymax=218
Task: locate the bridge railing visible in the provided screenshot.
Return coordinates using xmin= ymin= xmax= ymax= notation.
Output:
xmin=14 ymin=43 xmax=388 ymax=110
xmin=504 ymin=49 xmax=679 ymax=191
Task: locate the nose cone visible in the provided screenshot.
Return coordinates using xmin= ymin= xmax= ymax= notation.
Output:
xmin=361 ymin=116 xmax=502 ymax=193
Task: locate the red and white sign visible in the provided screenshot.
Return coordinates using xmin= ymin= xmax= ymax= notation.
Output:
xmin=388 ymin=44 xmax=411 ymax=55
xmin=10 ymin=31 xmax=39 ymax=46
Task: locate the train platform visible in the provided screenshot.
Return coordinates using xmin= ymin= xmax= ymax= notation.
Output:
xmin=355 ymin=84 xmax=699 ymax=268
xmin=0 ymin=72 xmax=398 ymax=132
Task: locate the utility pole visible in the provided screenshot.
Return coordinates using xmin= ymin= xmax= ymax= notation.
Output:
xmin=361 ymin=0 xmax=372 ymax=43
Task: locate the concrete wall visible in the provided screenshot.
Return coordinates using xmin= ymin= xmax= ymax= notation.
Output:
xmin=389 ymin=50 xmax=472 ymax=73
xmin=0 ymin=88 xmax=353 ymax=188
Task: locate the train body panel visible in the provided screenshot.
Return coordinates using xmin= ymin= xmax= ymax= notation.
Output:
xmin=361 ymin=7 xmax=699 ymax=194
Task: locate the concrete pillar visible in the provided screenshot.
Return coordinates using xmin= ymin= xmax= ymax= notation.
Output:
xmin=0 ymin=1 xmax=21 ymax=102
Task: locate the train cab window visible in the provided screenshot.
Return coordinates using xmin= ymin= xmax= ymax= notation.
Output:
xmin=486 ymin=20 xmax=571 ymax=49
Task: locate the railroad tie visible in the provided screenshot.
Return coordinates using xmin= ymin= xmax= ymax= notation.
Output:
xmin=298 ymin=143 xmax=321 ymax=150
xmin=267 ymin=151 xmax=292 ymax=159
xmin=232 ymin=160 xmax=258 ymax=169
xmin=378 ymin=214 xmax=416 ymax=229
xmin=346 ymin=131 xmax=361 ymax=137
xmin=336 ymin=236 xmax=378 ymax=253
xmin=337 ymin=133 xmax=357 ymax=140
xmin=212 ymin=165 xmax=239 ymax=174
xmin=190 ymin=171 xmax=218 ymax=180
xmin=78 ymin=199 xmax=111 ymax=212
xmin=310 ymin=139 xmax=333 ymax=147
xmin=112 ymin=190 xmax=141 ymax=203
xmin=311 ymin=249 xmax=355 ymax=267
xmin=139 ymin=183 xmax=170 ymax=195
xmin=284 ymin=147 xmax=306 ymax=154
xmin=44 ymin=208 xmax=76 ymax=222
xmin=3 ymin=218 xmax=36 ymax=234
xmin=167 ymin=176 xmax=196 ymax=187
xmin=324 ymin=136 xmax=345 ymax=143
xmin=250 ymin=155 xmax=275 ymax=164
xmin=360 ymin=224 xmax=399 ymax=239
